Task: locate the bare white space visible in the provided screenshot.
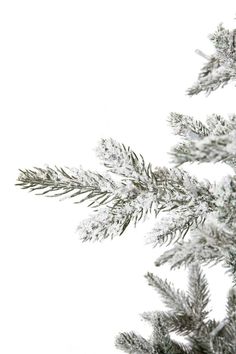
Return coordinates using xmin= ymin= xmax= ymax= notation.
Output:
xmin=1 ymin=1 xmax=236 ymax=353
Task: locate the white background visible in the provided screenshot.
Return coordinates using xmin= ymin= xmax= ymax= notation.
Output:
xmin=1 ymin=1 xmax=236 ymax=353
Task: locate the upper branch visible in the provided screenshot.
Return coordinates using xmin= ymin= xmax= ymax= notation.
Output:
xmin=187 ymin=24 xmax=236 ymax=96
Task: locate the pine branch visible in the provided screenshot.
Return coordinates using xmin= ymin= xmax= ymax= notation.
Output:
xmin=147 ymin=167 xmax=215 ymax=246
xmin=187 ymin=24 xmax=236 ymax=96
xmin=170 ymin=130 xmax=236 ymax=165
xmin=96 ymin=138 xmax=156 ymax=182
xmin=76 ymin=166 xmax=214 ymax=242
xmin=16 ymin=166 xmax=117 ymax=207
xmin=151 ymin=317 xmax=174 ymax=353
xmin=118 ymin=266 xmax=236 ymax=354
xmin=154 ymin=222 xmax=235 ymax=269
xmin=76 ymin=207 xmax=133 ymax=241
xmin=224 ymin=288 xmax=236 ymax=352
xmin=142 ymin=311 xmax=194 ymax=335
xmin=188 ymin=336 xmax=214 ymax=354
xmin=205 ymin=114 xmax=236 ymax=171
xmin=115 ymin=321 xmax=191 ymax=354
xmin=187 ymin=64 xmax=232 ymax=96
xmin=145 ymin=272 xmax=191 ymax=315
xmin=168 ymin=113 xmax=210 ymax=140
xmin=170 ymin=340 xmax=192 ymax=354
xmin=214 ymin=175 xmax=236 ymax=228
xmin=225 ymin=251 xmax=236 ymax=286
xmin=17 ymin=140 xmax=215 ymax=243
xmin=169 ymin=113 xmax=236 ymax=172
xmin=115 ymin=332 xmax=153 ymax=354
xmin=147 ymin=204 xmax=208 ymax=246
xmin=206 ymin=114 xmax=236 ymax=136
xmin=187 ymin=264 xmax=210 ymax=323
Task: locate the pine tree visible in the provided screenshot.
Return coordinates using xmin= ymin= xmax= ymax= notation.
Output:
xmin=16 ymin=21 xmax=236 ymax=354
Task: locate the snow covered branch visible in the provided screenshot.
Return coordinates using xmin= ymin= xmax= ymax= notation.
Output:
xmin=170 ymin=126 xmax=236 ymax=165
xmin=187 ymin=24 xmax=236 ymax=96
xmin=154 ymin=221 xmax=236 ymax=270
xmin=117 ymin=265 xmax=236 ymax=354
xmin=17 ymin=139 xmax=216 ymax=243
xmin=168 ymin=113 xmax=210 ymax=140
xmin=17 ymin=166 xmax=118 ymax=201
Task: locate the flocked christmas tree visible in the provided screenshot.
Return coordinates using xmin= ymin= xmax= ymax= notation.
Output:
xmin=16 ymin=22 xmax=236 ymax=354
